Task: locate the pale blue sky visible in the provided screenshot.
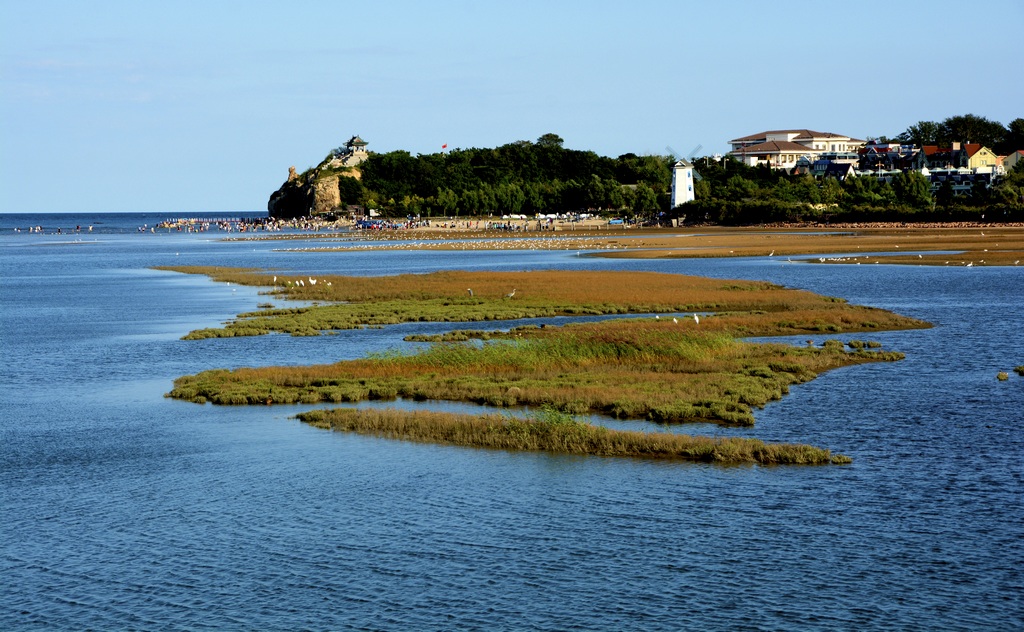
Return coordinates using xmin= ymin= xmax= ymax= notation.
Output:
xmin=2 ymin=0 xmax=1022 ymax=213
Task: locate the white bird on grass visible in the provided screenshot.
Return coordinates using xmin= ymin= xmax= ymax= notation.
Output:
xmin=467 ymin=288 xmax=474 ymax=296
xmin=693 ymin=313 xmax=700 ymax=324
xmin=504 ymin=289 xmax=516 ymax=299
xmin=673 ymin=317 xmax=678 ymax=323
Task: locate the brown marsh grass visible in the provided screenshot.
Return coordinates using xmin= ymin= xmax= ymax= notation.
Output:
xmin=590 ymin=226 xmax=1024 ymax=265
xmin=155 ymin=267 xmax=929 ymax=338
xmin=236 ymin=225 xmax=1024 ymax=267
xmin=296 ymin=407 xmax=850 ymax=465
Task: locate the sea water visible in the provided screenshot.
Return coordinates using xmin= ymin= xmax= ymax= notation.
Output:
xmin=2 ymin=213 xmax=1022 ymax=630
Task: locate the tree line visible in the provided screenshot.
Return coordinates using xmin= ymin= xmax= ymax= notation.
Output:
xmin=316 ymin=116 xmax=1023 ymax=224
xmin=891 ymin=114 xmax=1024 ymax=155
xmin=684 ymin=157 xmax=1024 ymax=225
xmin=333 ymin=133 xmax=672 ymax=218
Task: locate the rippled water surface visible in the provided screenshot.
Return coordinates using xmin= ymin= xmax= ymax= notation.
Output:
xmin=2 ymin=213 xmax=1022 ymax=630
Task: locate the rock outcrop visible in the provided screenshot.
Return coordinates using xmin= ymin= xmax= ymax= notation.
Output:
xmin=312 ymin=176 xmax=341 ymax=215
xmin=268 ymin=176 xmax=314 ymax=219
xmin=268 ymin=168 xmax=361 ymax=219
xmin=269 ymin=136 xmax=369 ymax=219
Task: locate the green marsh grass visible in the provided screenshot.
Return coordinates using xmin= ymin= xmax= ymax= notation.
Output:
xmin=168 ymin=318 xmax=907 ymax=426
xmin=296 ymin=407 xmax=851 ymax=465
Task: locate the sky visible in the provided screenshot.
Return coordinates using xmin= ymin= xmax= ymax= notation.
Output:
xmin=2 ymin=0 xmax=1022 ymax=213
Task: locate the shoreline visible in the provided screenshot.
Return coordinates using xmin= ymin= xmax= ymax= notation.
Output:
xmin=254 ymin=221 xmax=1024 ymax=266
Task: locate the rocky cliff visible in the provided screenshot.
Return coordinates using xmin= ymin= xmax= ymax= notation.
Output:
xmin=268 ymin=165 xmax=359 ymax=219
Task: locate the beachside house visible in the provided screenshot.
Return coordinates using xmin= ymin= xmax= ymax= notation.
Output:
xmin=858 ymin=140 xmax=926 ymax=172
xmin=728 ymin=129 xmax=865 ymax=171
xmin=922 ymin=142 xmax=998 ymax=173
xmin=965 ymin=144 xmax=998 ymax=173
xmin=1003 ymin=149 xmax=1024 ymax=172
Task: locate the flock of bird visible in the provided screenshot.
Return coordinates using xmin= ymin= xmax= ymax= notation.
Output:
xmin=275 ymin=234 xmax=633 ymax=254
xmin=273 ymin=275 xmax=332 ymax=288
xmin=654 ymin=313 xmax=700 ymax=324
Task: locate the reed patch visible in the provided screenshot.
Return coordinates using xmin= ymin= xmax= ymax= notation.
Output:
xmin=155 ymin=267 xmax=929 ymax=339
xmin=168 ymin=317 xmax=909 ymax=426
xmin=296 ymin=406 xmax=851 ymax=465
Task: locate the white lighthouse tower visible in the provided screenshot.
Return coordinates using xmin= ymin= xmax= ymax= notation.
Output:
xmin=670 ymin=158 xmax=696 ymax=208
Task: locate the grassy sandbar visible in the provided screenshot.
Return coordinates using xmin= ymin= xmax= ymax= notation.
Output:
xmin=155 ymin=267 xmax=927 ymax=339
xmin=168 ymin=312 xmax=915 ymax=426
xmin=298 ymin=407 xmax=851 ymax=465
xmin=163 ymin=267 xmax=929 ymax=460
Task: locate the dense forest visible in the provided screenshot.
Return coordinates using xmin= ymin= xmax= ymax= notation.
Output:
xmin=309 ymin=115 xmax=1023 ymax=224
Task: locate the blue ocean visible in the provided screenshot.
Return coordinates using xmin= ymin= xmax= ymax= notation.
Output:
xmin=2 ymin=212 xmax=1021 ymax=630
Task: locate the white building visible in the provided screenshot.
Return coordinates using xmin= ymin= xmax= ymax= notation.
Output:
xmin=728 ymin=129 xmax=865 ymax=171
xmin=670 ymin=158 xmax=696 ymax=208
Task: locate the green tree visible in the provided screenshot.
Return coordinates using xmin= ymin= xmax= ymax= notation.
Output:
xmin=936 ymin=179 xmax=955 ymax=209
xmin=495 ymin=182 xmax=526 ymax=214
xmin=897 ymin=120 xmax=940 ymax=146
xmin=892 ymin=171 xmax=932 ymax=209
xmin=1003 ymin=118 xmax=1024 ymax=154
xmin=536 ymin=133 xmax=565 ymax=149
xmin=820 ymin=178 xmax=845 ymax=205
xmin=723 ymin=174 xmax=758 ymax=201
xmin=844 ymin=175 xmax=884 ymax=206
xmin=521 ymin=182 xmax=547 ymax=214
xmin=694 ymin=178 xmax=711 ymax=200
xmin=968 ymin=180 xmax=991 ymax=206
xmin=337 ymin=176 xmax=364 ymax=207
xmin=583 ymin=175 xmax=606 ymax=210
xmin=604 ymin=178 xmax=626 ymax=209
xmin=436 ymin=188 xmax=458 ymax=216
xmin=938 ymin=114 xmax=1006 ymax=149
xmin=630 ymin=182 xmax=659 ymax=218
xmin=360 ymin=151 xmax=417 ymax=201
